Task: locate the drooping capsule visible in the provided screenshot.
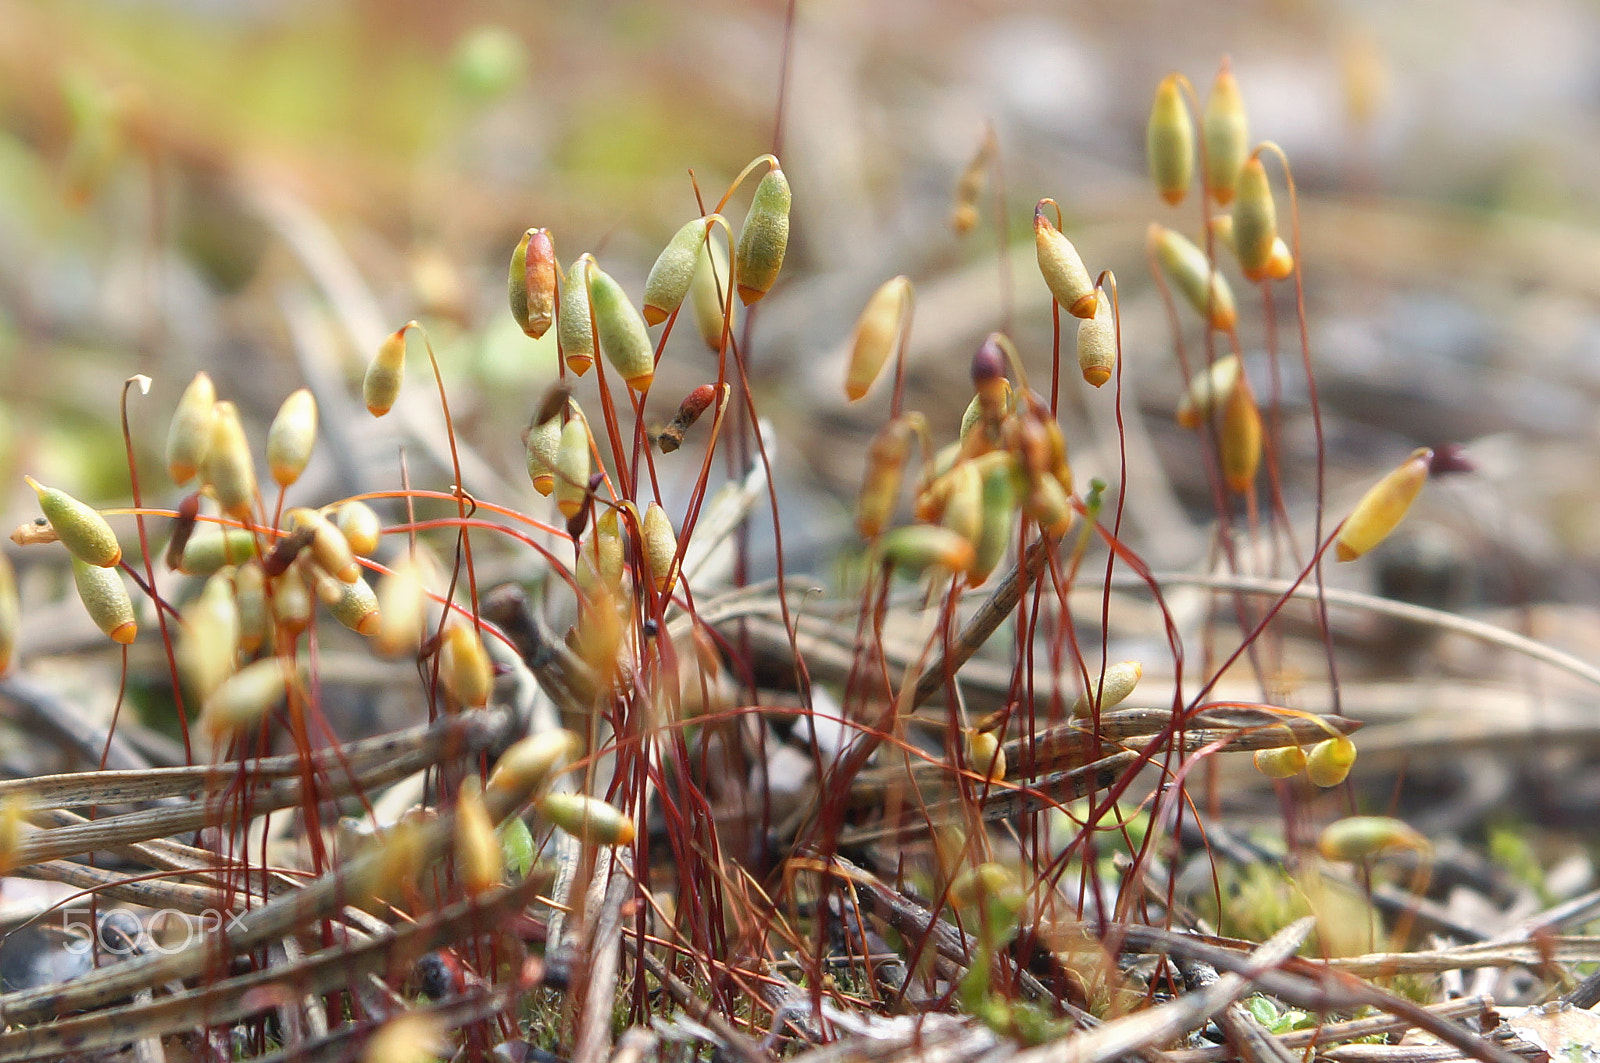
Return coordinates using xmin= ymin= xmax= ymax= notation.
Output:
xmin=25 ymin=476 xmax=120 ymax=568
xmin=1232 ymin=155 xmax=1277 ymax=282
xmin=1149 ymin=224 xmax=1236 ymax=331
xmin=205 ymin=401 xmax=257 ymax=521
xmin=524 ymin=414 xmax=561 ymax=496
xmin=454 ymin=782 xmax=502 ymax=896
xmin=641 ymin=501 xmax=679 ymax=594
xmin=70 ymin=555 xmax=135 ymax=645
xmin=1202 ymin=59 xmax=1249 ymax=205
xmin=857 ymin=414 xmax=920 ymax=540
xmin=324 ymin=573 xmax=380 ymax=636
xmin=536 ymin=792 xmax=635 ymax=846
xmin=557 ymin=258 xmax=595 ymax=376
xmin=643 ymin=217 xmax=712 ymax=326
xmin=364 ymin=325 xmax=408 ymax=417
xmin=488 ymin=729 xmax=581 ymax=794
xmin=845 ymin=275 xmax=912 ymax=402
xmin=166 ymin=372 xmax=216 ymax=485
xmin=1335 ymin=448 xmax=1433 ymax=562
xmin=1305 ymin=735 xmax=1357 ymax=787
xmin=1147 ymin=73 xmax=1194 ymax=206
xmin=657 ymin=384 xmax=719 ymax=454
xmin=586 ymin=261 xmax=656 ymax=392
xmin=1034 ymin=207 xmax=1096 ymax=318
xmin=1070 ymin=660 xmax=1143 ymax=718
xmin=265 ymin=388 xmax=317 ymax=488
xmin=1253 ymin=745 xmax=1307 ymax=779
xmin=878 ymin=524 xmax=976 ymax=578
xmin=1218 ymin=377 xmax=1262 ymax=494
xmin=688 ymin=236 xmax=735 ymax=351
xmin=1076 ymin=289 xmax=1116 ymax=388
xmin=509 ymin=227 xmax=556 ymax=339
xmin=553 ymin=416 xmax=591 ymax=520
xmin=1317 ymin=815 xmax=1429 ymax=861
xmin=1175 ymin=353 xmax=1243 ymax=428
xmin=734 ymin=163 xmax=791 ymax=305
xmin=440 ymin=623 xmax=493 ymax=709
xmin=286 ymin=508 xmax=358 ymax=584
xmin=333 ymin=500 xmax=381 ymax=557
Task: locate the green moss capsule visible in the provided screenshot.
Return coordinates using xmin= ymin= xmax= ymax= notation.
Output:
xmin=734 ymin=164 xmax=791 ymax=305
xmin=1232 ymin=155 xmax=1277 ymax=282
xmin=689 ymin=236 xmax=735 ymax=351
xmin=71 ymin=555 xmax=136 ymax=645
xmin=641 ymin=501 xmax=678 ymax=594
xmin=323 ymin=572 xmax=380 ymax=636
xmin=536 ymin=792 xmax=635 ymax=846
xmin=166 ymin=372 xmax=216 ymax=485
xmin=557 ymin=258 xmax=595 ymax=376
xmin=524 ymin=414 xmax=561 ymax=497
xmin=179 ymin=527 xmax=256 ymax=576
xmin=1149 ymin=224 xmax=1236 ymax=331
xmin=643 ymin=217 xmax=712 ymax=326
xmin=266 ymin=388 xmax=317 ymax=488
xmin=1318 ymin=815 xmax=1429 ymax=861
xmin=488 ymin=729 xmax=580 ymax=794
xmin=25 ymin=476 xmax=121 ymax=568
xmin=586 ymin=261 xmax=655 ymax=392
xmin=554 ymin=415 xmax=591 ymax=520
xmin=878 ymin=524 xmax=976 ymax=578
xmin=970 ymin=452 xmax=1017 ymax=586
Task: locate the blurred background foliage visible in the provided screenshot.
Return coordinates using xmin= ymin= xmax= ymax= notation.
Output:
xmin=6 ymin=0 xmax=1600 ymax=597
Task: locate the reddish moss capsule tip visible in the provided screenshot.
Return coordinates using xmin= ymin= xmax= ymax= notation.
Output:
xmin=734 ymin=165 xmax=791 ymax=305
xmin=70 ymin=555 xmax=136 ymax=644
xmin=510 ymin=227 xmax=556 ymax=339
xmin=586 ymin=262 xmax=655 ymax=392
xmin=1033 ymin=208 xmax=1096 ymax=318
xmin=643 ymin=217 xmax=711 ymax=326
xmin=557 ymin=258 xmax=595 ymax=376
xmin=1076 ymin=290 xmax=1115 ymax=388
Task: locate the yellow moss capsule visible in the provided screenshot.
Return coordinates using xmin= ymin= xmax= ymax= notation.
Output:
xmin=536 ymin=792 xmax=635 ymax=847
xmin=234 ymin=559 xmax=268 ymax=654
xmin=374 ymin=552 xmax=428 ymax=657
xmin=641 ymin=501 xmax=679 ymax=594
xmin=644 ymin=217 xmax=712 ymax=326
xmin=857 ymin=415 xmax=919 ymax=540
xmin=948 ymin=862 xmax=1020 ymax=909
xmin=441 ymin=623 xmax=493 ymax=709
xmin=1070 ymin=660 xmax=1143 ymax=718
xmin=554 ymin=416 xmax=591 ymax=520
xmin=845 ymin=275 xmax=912 ymax=402
xmin=1034 ymin=207 xmax=1096 ymax=318
xmin=364 ymin=325 xmax=408 ymax=417
xmin=939 ymin=459 xmax=982 ymax=551
xmin=1147 ymin=73 xmax=1194 ymax=206
xmin=1253 ymin=745 xmax=1307 ymax=779
xmin=454 ymin=783 xmax=502 ymax=896
xmin=70 ymin=555 xmax=135 ymax=644
xmin=574 ymin=587 xmax=623 ymax=686
xmin=689 ymin=236 xmax=735 ymax=351
xmin=179 ymin=527 xmax=256 ymax=576
xmin=1076 ymin=290 xmax=1116 ymax=388
xmin=1175 ymin=353 xmax=1243 ymax=428
xmin=333 ymin=500 xmax=381 ymax=557
xmin=270 ymin=569 xmax=312 ymax=638
xmin=0 ymin=552 xmax=17 ymax=674
xmin=587 ymin=262 xmax=655 ymax=392
xmin=165 ymin=372 xmax=216 ymax=485
xmin=576 ymin=508 xmax=624 ymax=596
xmin=265 ymin=388 xmax=317 ymax=488
xmin=1218 ymin=378 xmax=1262 ymax=495
xmin=205 ymin=401 xmax=256 ymax=521
xmin=734 ymin=164 xmax=791 ymax=305
xmin=25 ymin=476 xmax=120 ymax=568
xmin=1149 ymin=224 xmax=1236 ymax=331
xmin=1024 ymin=474 xmax=1075 ymax=539
xmin=557 ymin=257 xmax=595 ymax=376
xmin=202 ymin=657 xmax=289 ymax=738
xmin=286 ymin=508 xmax=358 ymax=584
xmin=1336 ymin=448 xmax=1433 ymax=562
xmin=0 ymin=794 xmax=27 ymax=876
xmin=524 ymin=414 xmax=560 ymax=497
xmin=360 ymin=1014 xmax=446 ymax=1063
xmin=510 ymin=227 xmax=557 ymax=339
xmin=878 ymin=524 xmax=976 ymax=578
xmin=1202 ymin=59 xmax=1249 ymax=205
xmin=1213 ymin=213 xmax=1295 ymax=283
xmin=178 ymin=571 xmax=239 ymax=700
xmin=1305 ymin=735 xmax=1357 ymax=787
xmin=970 ymin=453 xmax=1017 ymax=586
xmin=325 ymin=574 xmax=380 ymax=636
xmin=488 ymin=729 xmax=581 ymax=794
xmin=1232 ymin=156 xmax=1277 ymax=282
xmin=966 ymin=728 xmax=1006 ymax=783
xmin=1317 ymin=815 xmax=1429 ymax=862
